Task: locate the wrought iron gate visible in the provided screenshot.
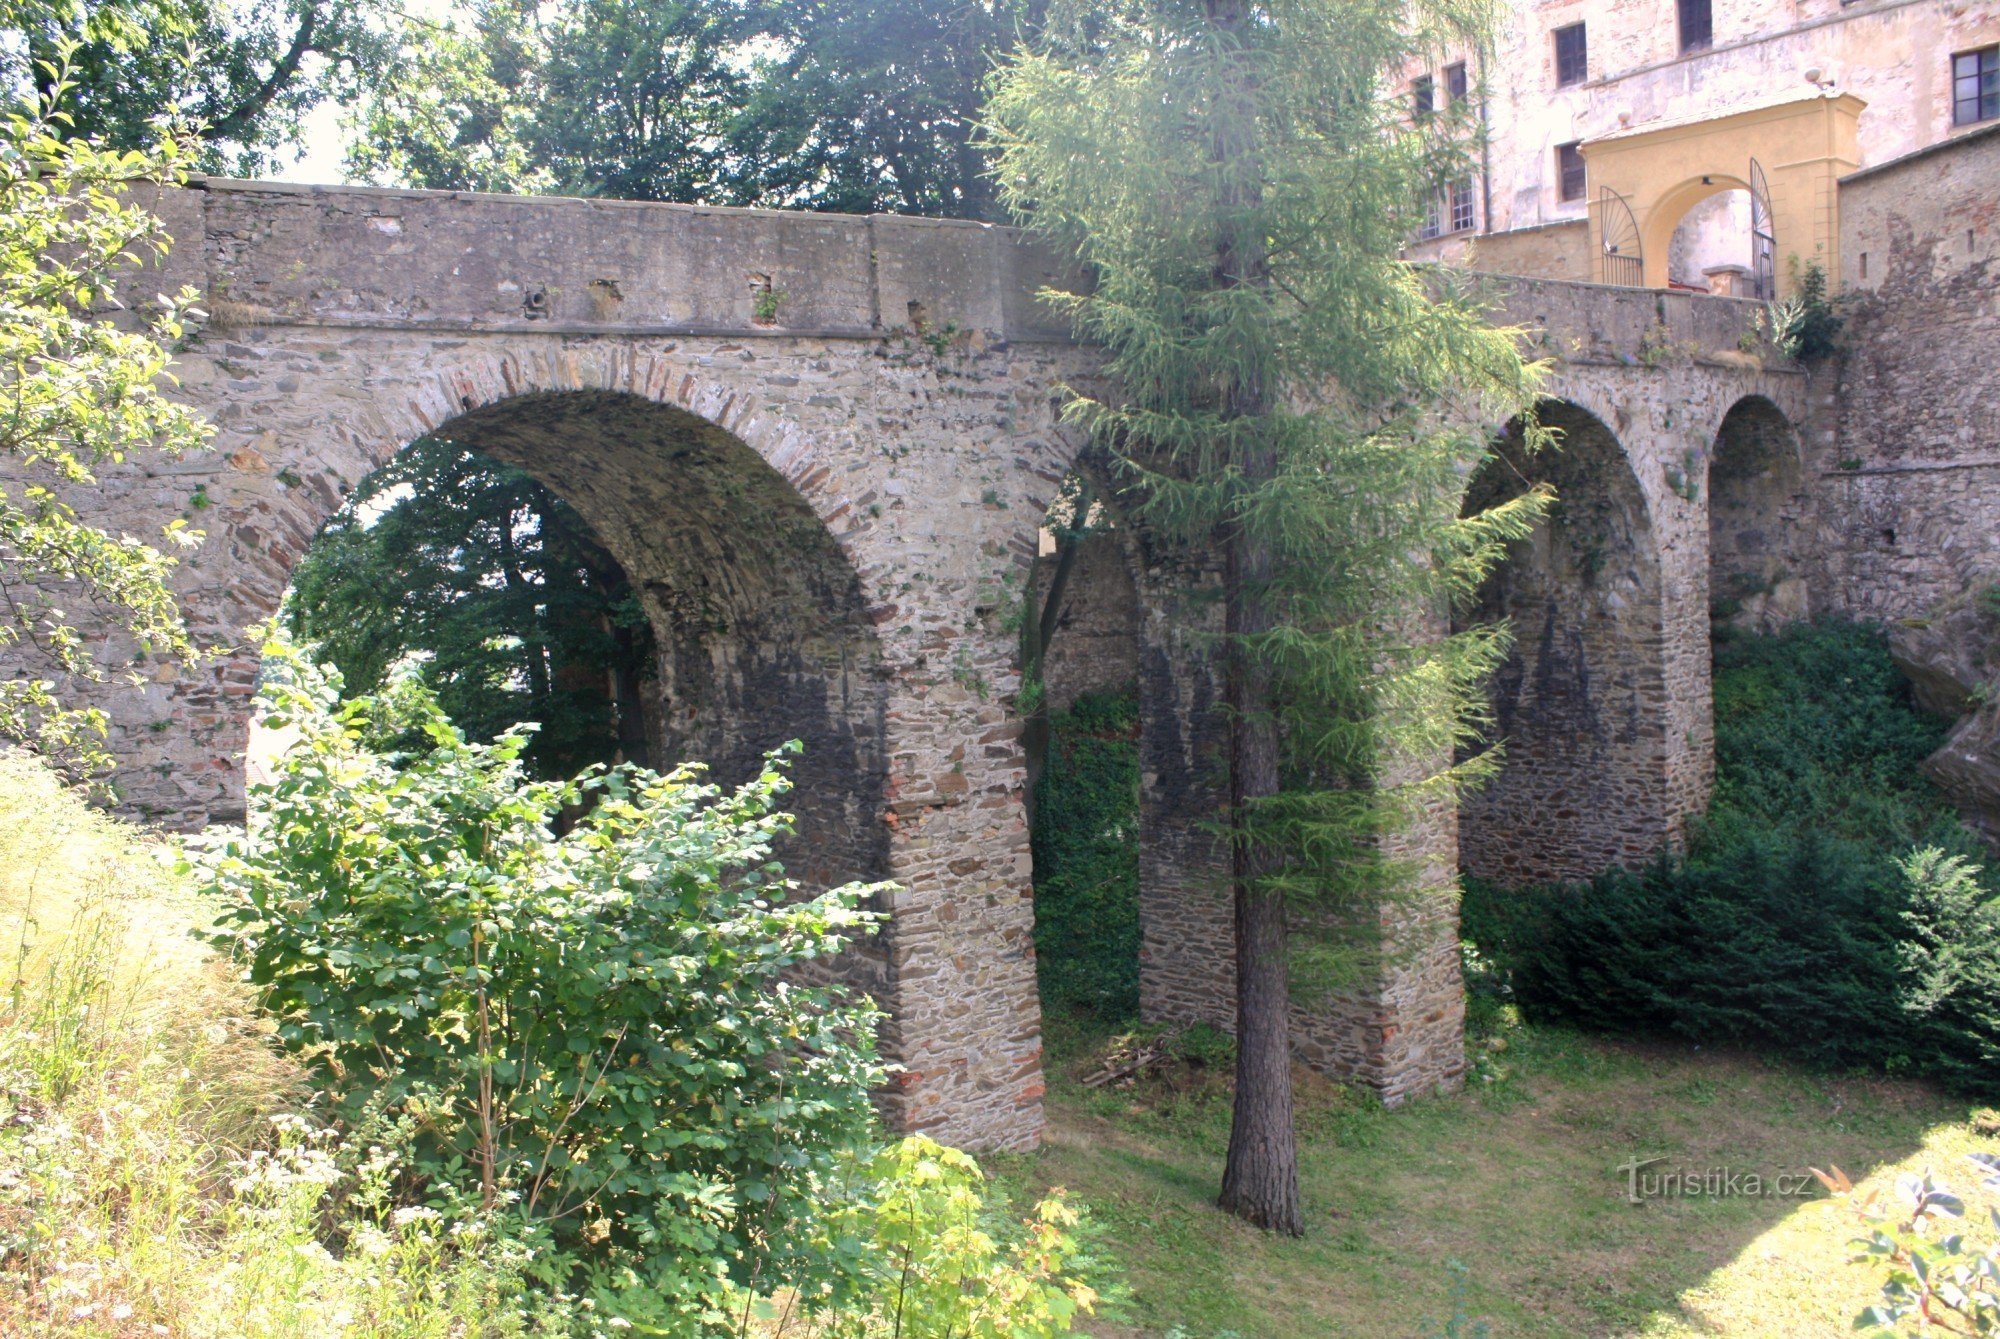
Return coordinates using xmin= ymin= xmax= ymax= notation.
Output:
xmin=1749 ymin=158 xmax=1776 ymax=300
xmin=1598 ymin=186 xmax=1643 ymax=287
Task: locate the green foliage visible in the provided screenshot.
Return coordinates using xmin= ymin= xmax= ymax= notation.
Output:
xmin=1854 ymin=1155 xmax=2000 ymax=1336
xmin=0 ymin=83 xmax=211 ymax=776
xmin=348 ymin=0 xmax=1034 ymax=216
xmin=1464 ymin=620 xmax=2000 ymax=1097
xmin=1897 ymin=848 xmax=2000 ymax=1096
xmin=1767 ymin=259 xmax=1842 ymax=362
xmin=2 ymin=2 xmax=391 ymax=174
xmin=989 ymin=0 xmax=1549 ymax=1230
xmin=0 ymin=750 xmax=569 ymax=1337
xmin=987 ymin=0 xmax=1551 ymax=943
xmin=206 ymin=634 xmax=891 ymax=1319
xmin=739 ymin=1137 xmax=1108 ymax=1337
xmin=1032 ymin=691 xmax=1141 ymax=1022
xmin=285 ymin=436 xmax=657 ymax=781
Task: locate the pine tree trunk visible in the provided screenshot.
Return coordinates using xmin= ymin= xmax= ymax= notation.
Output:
xmin=1203 ymin=0 xmax=1303 ymax=1238
xmin=1215 ymin=430 xmax=1304 ymax=1237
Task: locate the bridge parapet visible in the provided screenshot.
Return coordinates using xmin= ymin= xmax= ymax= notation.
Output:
xmin=158 ymin=178 xmax=1079 ymax=344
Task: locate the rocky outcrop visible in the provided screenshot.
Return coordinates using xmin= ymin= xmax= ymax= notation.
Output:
xmin=1890 ymin=592 xmax=2000 ymax=849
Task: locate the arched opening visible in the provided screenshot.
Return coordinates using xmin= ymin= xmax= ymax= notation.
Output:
xmin=1457 ymin=402 xmax=1670 ymax=885
xmin=1022 ymin=472 xmax=1144 ymax=1025
xmin=1708 ymin=396 xmax=1809 ymax=636
xmin=260 ymin=389 xmax=890 ymax=924
xmin=1666 ymin=188 xmax=1755 ymax=294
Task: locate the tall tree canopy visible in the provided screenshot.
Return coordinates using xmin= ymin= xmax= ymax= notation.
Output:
xmin=348 ymin=0 xmax=1036 ymax=216
xmin=989 ymin=0 xmax=1549 ymax=1232
xmin=2 ymin=1 xmax=390 ymax=174
xmin=285 ymin=438 xmax=657 ymax=782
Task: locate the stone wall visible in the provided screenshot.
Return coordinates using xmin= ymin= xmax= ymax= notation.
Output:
xmin=1460 ymin=402 xmax=1676 ymax=884
xmin=1709 ymin=396 xmax=1812 ymax=632
xmin=1818 ymin=126 xmax=2000 ymax=622
xmin=1458 ymin=280 xmax=1807 ymax=885
xmin=1032 ymin=532 xmax=1141 ymax=710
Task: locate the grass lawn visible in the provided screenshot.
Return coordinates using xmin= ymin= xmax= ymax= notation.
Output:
xmin=993 ymin=1009 xmax=1998 ymax=1338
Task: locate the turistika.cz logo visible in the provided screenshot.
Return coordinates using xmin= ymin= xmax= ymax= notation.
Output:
xmin=1616 ymin=1156 xmax=1818 ymax=1205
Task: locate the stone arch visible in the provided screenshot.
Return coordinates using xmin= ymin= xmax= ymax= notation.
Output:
xmin=1707 ymin=394 xmax=1810 ymax=634
xmin=1457 ymin=400 xmax=1673 ymax=885
xmin=124 ymin=344 xmax=891 ymax=834
xmin=243 ymin=386 xmax=891 ymax=907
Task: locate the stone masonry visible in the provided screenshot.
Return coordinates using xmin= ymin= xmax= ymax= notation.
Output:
xmin=16 ymin=176 xmax=1824 ymax=1148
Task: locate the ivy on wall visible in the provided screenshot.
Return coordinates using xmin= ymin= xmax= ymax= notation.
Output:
xmin=1031 ymin=690 xmax=1142 ymax=1022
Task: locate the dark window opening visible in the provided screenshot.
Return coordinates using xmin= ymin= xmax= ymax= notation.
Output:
xmin=1557 ymin=141 xmax=1586 ymax=202
xmin=1445 ymin=61 xmax=1469 ymax=104
xmin=1413 ymin=75 xmax=1435 ymax=119
xmin=1678 ymin=0 xmax=1712 ymax=52
xmin=1955 ymin=47 xmax=1999 ymax=126
xmin=1554 ymin=23 xmax=1588 ymax=86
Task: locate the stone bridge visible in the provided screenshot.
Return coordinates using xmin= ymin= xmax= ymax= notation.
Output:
xmin=49 ymin=178 xmax=1808 ymax=1150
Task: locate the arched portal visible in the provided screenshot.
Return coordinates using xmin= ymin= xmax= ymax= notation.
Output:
xmin=1458 ymin=402 xmax=1672 ymax=886
xmin=1666 ymin=187 xmax=1754 ymax=293
xmin=1708 ymin=395 xmax=1810 ymax=635
xmin=250 ymin=391 xmax=890 ymax=924
xmin=1580 ymin=92 xmax=1863 ymax=296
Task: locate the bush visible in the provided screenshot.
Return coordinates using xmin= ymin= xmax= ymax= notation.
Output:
xmin=209 ymin=639 xmax=891 ymax=1323
xmin=1465 ymin=619 xmax=2000 ymax=1096
xmin=0 ymin=750 xmax=558 ymax=1337
xmin=1031 ymin=691 xmax=1142 ymax=1022
xmin=1768 ymin=259 xmax=1843 ymax=362
xmin=740 ymin=1137 xmax=1107 ymax=1337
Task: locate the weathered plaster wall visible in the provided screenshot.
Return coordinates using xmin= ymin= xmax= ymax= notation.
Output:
xmin=1406 ymin=0 xmax=2000 ymax=260
xmin=1819 ymin=125 xmax=2000 ymax=621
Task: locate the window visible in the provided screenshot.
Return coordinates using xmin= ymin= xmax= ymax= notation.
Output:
xmin=1678 ymin=0 xmax=1711 ymax=52
xmin=1444 ymin=60 xmax=1469 ymax=104
xmin=1955 ymin=47 xmax=1999 ymax=126
xmin=1412 ymin=75 xmax=1435 ymax=119
xmin=1554 ymin=23 xmax=1588 ymax=86
xmin=1556 ymin=141 xmax=1586 ymax=202
xmin=1450 ymin=177 xmax=1477 ymax=232
xmin=1422 ymin=179 xmax=1477 ymax=239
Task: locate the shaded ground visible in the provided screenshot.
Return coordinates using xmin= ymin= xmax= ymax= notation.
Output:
xmin=991 ymin=1011 xmax=1995 ymax=1338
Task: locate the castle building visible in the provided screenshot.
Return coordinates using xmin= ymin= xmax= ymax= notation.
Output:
xmin=1404 ymin=0 xmax=2000 ymax=296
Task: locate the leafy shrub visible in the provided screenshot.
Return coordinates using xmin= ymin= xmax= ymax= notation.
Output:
xmin=740 ymin=1137 xmax=1108 ymax=1337
xmin=1031 ymin=691 xmax=1141 ymax=1021
xmin=1465 ymin=620 xmax=2000 ymax=1096
xmin=209 ymin=638 xmax=891 ymax=1321
xmin=1768 ymin=259 xmax=1843 ymax=362
xmin=1853 ymin=1154 xmax=2000 ymax=1336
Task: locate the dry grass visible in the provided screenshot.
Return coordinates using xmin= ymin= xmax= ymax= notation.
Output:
xmin=994 ymin=1011 xmax=1995 ymax=1338
xmin=0 ymin=753 xmax=551 ymax=1338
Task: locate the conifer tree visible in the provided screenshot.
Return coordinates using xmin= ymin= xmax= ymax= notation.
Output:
xmin=988 ymin=0 xmax=1551 ymax=1233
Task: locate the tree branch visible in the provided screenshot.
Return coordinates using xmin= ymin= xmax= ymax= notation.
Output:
xmin=203 ymin=4 xmax=322 ymax=145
